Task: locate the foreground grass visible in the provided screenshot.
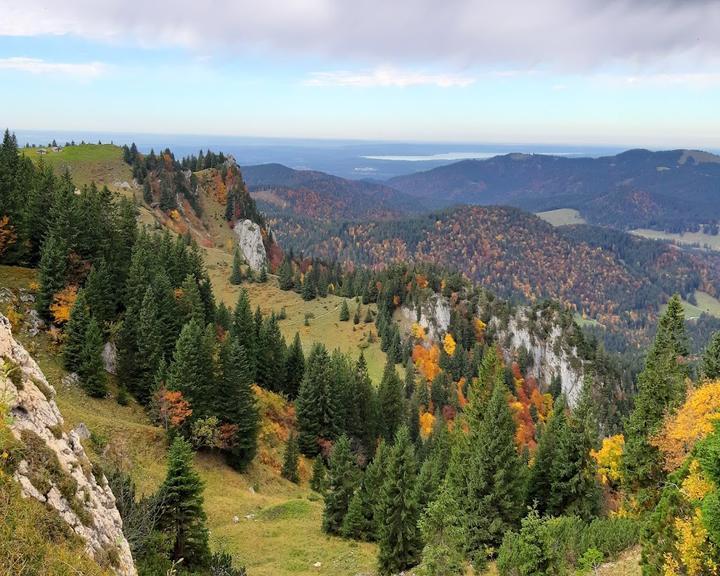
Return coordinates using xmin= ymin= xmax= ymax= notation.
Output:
xmin=0 ymin=265 xmax=378 ymax=576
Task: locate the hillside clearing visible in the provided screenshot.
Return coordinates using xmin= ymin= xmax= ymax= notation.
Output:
xmin=536 ymin=208 xmax=587 ymax=227
xmin=632 ymin=228 xmax=720 ymax=252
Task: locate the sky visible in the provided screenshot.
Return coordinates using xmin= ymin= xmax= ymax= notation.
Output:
xmin=1 ymin=0 xmax=720 ymax=148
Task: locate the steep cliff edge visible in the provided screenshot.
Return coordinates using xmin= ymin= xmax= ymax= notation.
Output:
xmin=0 ymin=314 xmax=136 ymax=576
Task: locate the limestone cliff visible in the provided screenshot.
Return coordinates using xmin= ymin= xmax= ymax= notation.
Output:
xmin=0 ymin=315 xmax=136 ymax=576
xmin=234 ymin=218 xmax=268 ymax=272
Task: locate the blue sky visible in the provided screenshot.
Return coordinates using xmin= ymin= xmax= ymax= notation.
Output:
xmin=2 ymin=0 xmax=720 ymax=148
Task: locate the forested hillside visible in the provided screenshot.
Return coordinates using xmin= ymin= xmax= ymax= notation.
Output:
xmin=268 ymin=204 xmax=720 ymax=347
xmin=387 ymin=149 xmax=720 ymax=232
xmin=243 ymin=163 xmax=422 ymax=221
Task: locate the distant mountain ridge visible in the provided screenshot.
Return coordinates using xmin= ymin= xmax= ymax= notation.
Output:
xmin=242 ymin=162 xmax=424 ymax=221
xmin=386 ymin=149 xmax=720 ymax=232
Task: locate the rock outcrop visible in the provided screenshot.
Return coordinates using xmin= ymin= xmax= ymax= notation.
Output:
xmin=233 ymin=219 xmax=268 ymax=272
xmin=399 ymin=294 xmax=451 ymax=340
xmin=0 ymin=315 xmax=136 ymax=576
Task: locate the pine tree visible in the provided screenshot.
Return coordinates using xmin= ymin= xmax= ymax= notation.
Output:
xmin=623 ymin=294 xmax=689 ymax=501
xmin=84 ymin=259 xmax=114 ymax=330
xmin=136 ymin=285 xmax=166 ymax=400
xmin=350 ymin=353 xmax=377 ymax=456
xmin=36 ymin=232 xmax=68 ymax=319
xmin=378 ymin=359 xmax=405 ymax=441
xmin=168 ymin=318 xmax=214 ymax=417
xmin=296 ymin=344 xmax=340 ymax=456
xmin=231 ymin=289 xmax=256 ymax=378
xmin=217 ymin=339 xmax=258 ymax=472
xmin=278 ymin=258 xmax=294 ymax=291
xmin=230 ymin=249 xmax=243 ymax=285
xmin=284 ymin=332 xmax=305 ymax=399
xmin=258 ymin=265 xmax=268 ymax=283
xmin=418 ymin=487 xmax=466 ymax=576
xmin=178 ymin=274 xmax=205 ymax=326
xmin=159 ymin=436 xmax=210 ymax=569
xmin=377 ymin=426 xmax=421 ymax=574
xmin=281 ymin=433 xmax=300 ymax=483
xmin=301 ymin=276 xmax=316 ymax=301
xmin=339 ymin=300 xmax=350 ymax=321
xmin=78 ymin=317 xmax=107 ymax=398
xmin=322 ymin=435 xmax=359 ymax=535
xmin=703 ymin=331 xmax=720 ymax=380
xmin=353 ymin=305 xmax=361 ymax=325
xmin=310 ymin=457 xmax=327 ymax=493
xmin=63 ymin=289 xmax=90 ymax=372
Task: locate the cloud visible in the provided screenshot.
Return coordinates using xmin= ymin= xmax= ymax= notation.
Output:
xmin=1 ymin=0 xmax=720 ymax=72
xmin=305 ymin=67 xmax=475 ymax=87
xmin=0 ymin=57 xmax=106 ymax=78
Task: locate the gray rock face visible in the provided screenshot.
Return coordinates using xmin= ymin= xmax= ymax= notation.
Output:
xmin=399 ymin=294 xmax=451 ymax=341
xmin=0 ymin=314 xmax=136 ymax=576
xmin=102 ymin=341 xmax=117 ymax=375
xmin=233 ymin=219 xmax=267 ymax=272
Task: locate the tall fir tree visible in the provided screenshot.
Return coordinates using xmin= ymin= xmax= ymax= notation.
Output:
xmin=230 ymin=249 xmax=243 ymax=285
xmin=63 ymin=289 xmax=90 ymax=372
xmin=310 ymin=457 xmax=327 ymax=493
xmin=377 ymin=426 xmax=422 ymax=575
xmin=36 ymin=232 xmax=68 ymax=319
xmin=281 ymin=433 xmax=300 ymax=483
xmin=159 ymin=437 xmax=210 ymax=569
xmin=377 ymin=359 xmax=405 ymax=441
xmin=217 ymin=339 xmax=259 ymax=472
xmin=84 ymin=259 xmax=115 ymax=331
xmin=167 ymin=318 xmax=214 ymax=418
xmin=231 ymin=289 xmax=256 ymax=379
xmin=339 ymin=300 xmax=350 ymax=321
xmin=322 ymin=435 xmax=359 ymax=535
xmin=278 ymin=257 xmax=294 ymax=291
xmin=78 ymin=317 xmax=107 ymax=398
xmin=623 ymin=294 xmax=689 ymax=502
xmin=703 ymin=331 xmax=720 ymax=380
xmin=283 ymin=332 xmax=305 ymax=399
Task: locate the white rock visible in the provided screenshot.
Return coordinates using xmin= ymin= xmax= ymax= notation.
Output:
xmin=102 ymin=341 xmax=117 ymax=375
xmin=0 ymin=314 xmax=137 ymax=576
xmin=232 ymin=515 xmax=240 ymax=524
xmin=313 ymin=562 xmax=322 ymax=568
xmin=233 ymin=219 xmax=267 ymax=272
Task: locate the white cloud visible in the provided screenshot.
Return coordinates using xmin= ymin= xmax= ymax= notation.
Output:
xmin=0 ymin=57 xmax=106 ymax=78
xmin=608 ymin=72 xmax=720 ymax=89
xmin=1 ymin=0 xmax=720 ymax=72
xmin=304 ymin=67 xmax=475 ymax=88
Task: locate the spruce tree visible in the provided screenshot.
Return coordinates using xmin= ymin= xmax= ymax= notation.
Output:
xmin=322 ymin=435 xmax=359 ymax=535
xmin=703 ymin=331 xmax=720 ymax=380
xmin=63 ymin=289 xmax=90 ymax=372
xmin=159 ymin=436 xmax=210 ymax=569
xmin=623 ymin=294 xmax=689 ymax=500
xmin=278 ymin=258 xmax=294 ymax=291
xmin=230 ymin=249 xmax=243 ymax=285
xmin=339 ymin=300 xmax=350 ymax=321
xmin=78 ymin=317 xmax=107 ymax=398
xmin=136 ymin=285 xmax=165 ymax=399
xmin=301 ymin=276 xmax=316 ymax=301
xmin=377 ymin=426 xmax=421 ymax=574
xmin=353 ymin=305 xmax=361 ymax=325
xmin=84 ymin=259 xmax=114 ymax=330
xmin=258 ymin=265 xmax=267 ymax=283
xmin=310 ymin=457 xmax=327 ymax=493
xmin=378 ymin=359 xmax=405 ymax=441
xmin=168 ymin=318 xmax=214 ymax=417
xmin=231 ymin=289 xmax=256 ymax=378
xmin=281 ymin=433 xmax=300 ymax=483
xmin=218 ymin=339 xmax=258 ymax=472
xmin=36 ymin=232 xmax=68 ymax=319
xmin=418 ymin=487 xmax=466 ymax=576
xmin=284 ymin=332 xmax=305 ymax=399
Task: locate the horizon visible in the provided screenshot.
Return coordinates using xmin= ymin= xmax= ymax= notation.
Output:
xmin=3 ymin=1 xmax=720 ymax=147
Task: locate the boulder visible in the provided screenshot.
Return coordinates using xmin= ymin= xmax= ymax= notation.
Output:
xmin=102 ymin=341 xmax=117 ymax=375
xmin=233 ymin=219 xmax=268 ymax=272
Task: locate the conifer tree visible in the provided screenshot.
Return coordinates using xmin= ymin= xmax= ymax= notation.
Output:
xmin=377 ymin=426 xmax=421 ymax=574
xmin=278 ymin=258 xmax=294 ymax=291
xmin=301 ymin=276 xmax=316 ymax=301
xmin=231 ymin=289 xmax=256 ymax=378
xmin=281 ymin=433 xmax=300 ymax=483
xmin=230 ymin=249 xmax=243 ymax=285
xmin=168 ymin=318 xmax=214 ymax=417
xmin=36 ymin=232 xmax=68 ymax=319
xmin=78 ymin=317 xmax=107 ymax=398
xmin=218 ymin=339 xmax=258 ymax=471
xmin=418 ymin=487 xmax=466 ymax=576
xmin=378 ymin=359 xmax=405 ymax=441
xmin=284 ymin=332 xmax=305 ymax=399
xmin=310 ymin=457 xmax=327 ymax=493
xmin=178 ymin=274 xmax=205 ymax=326
xmin=350 ymin=353 xmax=377 ymax=456
xmin=137 ymin=285 xmax=165 ymax=399
xmin=623 ymin=294 xmax=689 ymax=500
xmin=159 ymin=436 xmax=210 ymax=569
xmin=339 ymin=300 xmax=350 ymax=321
xmin=84 ymin=259 xmax=114 ymax=330
xmin=63 ymin=289 xmax=90 ymax=372
xmin=703 ymin=331 xmax=720 ymax=380
xmin=322 ymin=435 xmax=359 ymax=535
xmin=258 ymin=265 xmax=267 ymax=283
xmin=353 ymin=305 xmax=361 ymax=325
xmin=296 ymin=344 xmax=340 ymax=456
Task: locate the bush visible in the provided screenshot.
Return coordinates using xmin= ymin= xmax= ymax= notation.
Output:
xmin=497 ymin=512 xmax=640 ymax=576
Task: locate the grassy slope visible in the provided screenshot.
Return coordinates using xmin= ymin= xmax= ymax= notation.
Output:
xmin=632 ymin=228 xmax=720 ymax=252
xmin=536 ymin=208 xmax=587 ymax=227
xmin=22 ymin=144 xmax=134 ymax=194
xmin=0 ymin=265 xmax=377 ymax=576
